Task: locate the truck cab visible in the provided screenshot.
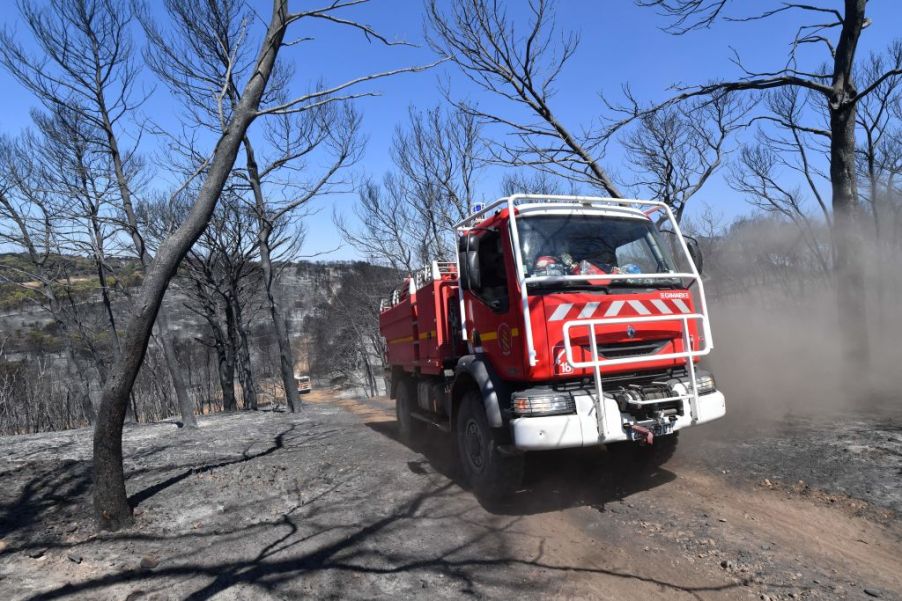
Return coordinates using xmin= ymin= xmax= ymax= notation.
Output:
xmin=380 ymin=195 xmax=725 ymax=498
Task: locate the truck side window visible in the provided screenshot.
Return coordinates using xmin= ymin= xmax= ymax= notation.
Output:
xmin=477 ymin=230 xmax=509 ymax=312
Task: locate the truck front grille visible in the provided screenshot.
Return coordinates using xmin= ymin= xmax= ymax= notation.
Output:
xmin=583 ymin=338 xmax=670 ymax=359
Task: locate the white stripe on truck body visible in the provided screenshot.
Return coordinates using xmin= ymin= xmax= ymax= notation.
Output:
xmin=547 ymin=298 xmax=691 ymax=321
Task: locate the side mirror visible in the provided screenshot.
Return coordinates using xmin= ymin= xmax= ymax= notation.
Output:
xmin=457 ymin=234 xmax=481 ymax=290
xmin=465 ymin=250 xmax=481 ymax=290
xmin=685 ymin=236 xmax=703 ymax=274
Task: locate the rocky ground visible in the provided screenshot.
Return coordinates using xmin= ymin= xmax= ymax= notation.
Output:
xmin=0 ymin=390 xmax=900 ymax=601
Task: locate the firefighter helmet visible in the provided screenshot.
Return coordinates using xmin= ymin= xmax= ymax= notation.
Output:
xmin=535 ymin=255 xmax=559 ymax=269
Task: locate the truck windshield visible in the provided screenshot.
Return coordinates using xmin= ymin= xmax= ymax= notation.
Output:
xmin=518 ymin=214 xmax=677 ymax=283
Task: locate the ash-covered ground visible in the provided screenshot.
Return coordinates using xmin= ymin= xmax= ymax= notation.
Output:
xmin=681 ymin=410 xmax=902 ymax=517
xmin=1 ymin=391 xmax=900 ymax=601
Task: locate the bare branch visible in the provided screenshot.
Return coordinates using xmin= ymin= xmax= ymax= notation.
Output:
xmin=255 ymin=60 xmax=444 ymax=117
xmin=428 ymin=0 xmax=621 ymax=197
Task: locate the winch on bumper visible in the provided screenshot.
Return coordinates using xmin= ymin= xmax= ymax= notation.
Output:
xmin=508 ymin=370 xmax=726 ymax=450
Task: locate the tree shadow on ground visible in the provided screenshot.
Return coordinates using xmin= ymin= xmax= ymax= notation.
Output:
xmin=3 ymin=414 xmax=757 ymax=601
xmin=0 ymin=424 xmax=299 ymax=557
xmin=23 ymin=479 xmax=744 ymax=601
xmin=364 ymin=420 xmax=677 ymax=516
xmin=127 ymin=424 xmax=297 ymax=508
xmin=0 ymin=459 xmax=91 ymax=541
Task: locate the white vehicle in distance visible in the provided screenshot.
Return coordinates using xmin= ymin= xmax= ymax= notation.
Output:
xmin=296 ymin=375 xmax=312 ymax=395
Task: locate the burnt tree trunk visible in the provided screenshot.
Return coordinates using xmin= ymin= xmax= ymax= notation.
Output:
xmin=101 ymin=100 xmax=196 ymax=429
xmin=261 ymin=236 xmax=300 ymax=411
xmin=215 ymin=319 xmax=238 ymax=412
xmin=92 ymin=1 xmax=289 ymax=531
xmin=94 ymin=49 xmax=195 ymax=417
xmin=830 ymin=101 xmax=869 ymax=367
xmin=224 ymin=297 xmax=241 ymax=410
xmin=198 ymin=281 xmax=239 ymax=412
xmin=243 ymin=138 xmax=301 ymax=412
xmin=155 ymin=310 xmax=197 ymax=428
xmin=829 ymin=0 xmax=869 ymax=370
xmin=230 ymin=292 xmax=257 ymax=410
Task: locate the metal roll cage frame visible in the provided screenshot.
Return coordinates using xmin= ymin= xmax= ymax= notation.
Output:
xmin=454 ymin=194 xmax=714 ymax=438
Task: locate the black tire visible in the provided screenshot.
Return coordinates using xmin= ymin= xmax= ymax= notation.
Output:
xmin=607 ymin=432 xmax=679 ymax=470
xmin=396 ymin=379 xmax=424 ymax=448
xmin=455 ymin=391 xmax=524 ymax=500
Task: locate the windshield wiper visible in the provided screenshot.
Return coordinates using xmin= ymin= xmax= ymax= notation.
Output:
xmin=611 ymin=279 xmax=681 ymax=290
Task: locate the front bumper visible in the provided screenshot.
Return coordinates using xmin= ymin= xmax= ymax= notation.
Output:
xmin=511 ymin=389 xmax=725 ymax=450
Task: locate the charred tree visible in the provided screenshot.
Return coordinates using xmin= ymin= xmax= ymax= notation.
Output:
xmin=90 ymin=0 xmax=292 ymax=532
xmin=238 ymin=105 xmax=360 ymax=412
xmin=636 ymin=0 xmax=902 ymax=368
xmin=427 ymin=0 xmax=622 ymax=196
xmin=0 ymin=0 xmax=198 ymax=428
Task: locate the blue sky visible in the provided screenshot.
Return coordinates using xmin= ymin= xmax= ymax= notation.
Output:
xmin=1 ymin=1 xmax=900 ymax=260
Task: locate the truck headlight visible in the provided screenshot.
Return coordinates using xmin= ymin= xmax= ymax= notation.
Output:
xmin=511 ymin=393 xmax=575 ymax=417
xmin=693 ymin=373 xmax=716 ymax=395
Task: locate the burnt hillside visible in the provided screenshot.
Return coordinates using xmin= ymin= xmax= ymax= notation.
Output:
xmin=0 ymin=257 xmax=397 ymax=434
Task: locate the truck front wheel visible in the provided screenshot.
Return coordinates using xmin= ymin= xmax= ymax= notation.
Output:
xmin=456 ymin=391 xmax=523 ymax=500
xmin=396 ymin=380 xmax=423 ymax=448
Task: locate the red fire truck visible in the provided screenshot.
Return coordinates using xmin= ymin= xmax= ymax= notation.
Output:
xmin=379 ymin=195 xmax=725 ymax=497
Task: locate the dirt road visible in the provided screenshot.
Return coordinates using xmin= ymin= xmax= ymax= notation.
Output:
xmin=0 ymin=391 xmax=899 ymax=600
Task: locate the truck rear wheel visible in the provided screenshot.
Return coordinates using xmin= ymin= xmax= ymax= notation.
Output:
xmin=456 ymin=391 xmax=523 ymax=500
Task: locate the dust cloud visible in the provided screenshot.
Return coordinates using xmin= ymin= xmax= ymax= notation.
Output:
xmin=703 ymin=252 xmax=902 ymax=427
